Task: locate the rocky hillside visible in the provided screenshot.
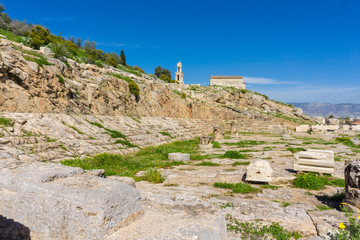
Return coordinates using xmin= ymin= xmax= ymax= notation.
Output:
xmin=0 ymin=38 xmax=311 ymax=126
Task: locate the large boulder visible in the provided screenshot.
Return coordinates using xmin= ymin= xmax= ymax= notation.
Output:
xmin=0 ymin=160 xmax=142 ymax=240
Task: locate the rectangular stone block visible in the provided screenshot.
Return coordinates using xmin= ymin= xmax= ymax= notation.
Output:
xmin=296 ymin=125 xmax=309 ymax=132
xmin=168 ymin=153 xmax=190 ymax=161
xmin=293 ymin=149 xmax=334 ymax=174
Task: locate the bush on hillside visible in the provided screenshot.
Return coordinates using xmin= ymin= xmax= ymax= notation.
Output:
xmin=29 ymin=25 xmax=51 ymax=49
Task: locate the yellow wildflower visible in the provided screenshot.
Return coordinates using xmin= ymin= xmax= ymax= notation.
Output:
xmin=340 ymin=202 xmax=347 ymax=205
xmin=358 ymin=215 xmax=360 ymax=219
xmin=339 ymin=223 xmax=346 ymax=229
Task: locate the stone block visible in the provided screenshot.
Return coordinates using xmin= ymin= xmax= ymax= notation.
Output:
xmin=296 ymin=125 xmax=309 ymax=132
xmin=345 ymin=159 xmax=360 ymax=208
xmin=39 ymin=47 xmax=54 ymax=57
xmin=168 ymin=152 xmax=190 ymax=161
xmin=199 ymin=136 xmax=212 ymax=145
xmin=246 ymin=160 xmax=273 ymax=182
xmin=230 ymin=122 xmax=238 ymax=135
xmin=327 ymin=118 xmax=340 ymax=125
xmin=107 ymin=176 xmax=136 ymax=187
xmin=293 ymin=149 xmax=334 ymax=174
xmin=311 ymin=125 xmax=339 ymax=133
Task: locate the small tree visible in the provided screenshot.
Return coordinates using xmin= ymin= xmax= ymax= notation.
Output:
xmin=120 ymin=50 xmax=126 ymax=66
xmin=0 ymin=4 xmax=11 ymax=30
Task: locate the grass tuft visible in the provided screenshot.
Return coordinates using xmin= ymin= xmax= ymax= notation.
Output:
xmin=214 ymin=182 xmax=260 ymax=194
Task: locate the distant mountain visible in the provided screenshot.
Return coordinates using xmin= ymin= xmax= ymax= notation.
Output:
xmin=290 ymin=103 xmax=360 ymax=117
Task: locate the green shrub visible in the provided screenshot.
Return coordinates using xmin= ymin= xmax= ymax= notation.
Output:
xmin=212 ymin=141 xmax=221 ymax=148
xmin=293 ymin=173 xmax=345 ymax=190
xmin=214 ymin=182 xmax=260 ymax=194
xmin=128 ymin=81 xmax=140 ymax=97
xmin=29 ymin=25 xmax=51 ymax=49
xmin=57 ymin=75 xmax=64 ymax=84
xmin=159 ymin=131 xmax=173 ymax=138
xmin=143 ymin=168 xmax=165 ymax=183
xmin=22 ymin=54 xmax=51 ymax=68
xmin=223 ymin=151 xmax=249 ymax=159
xmin=282 ymin=202 xmax=290 ymax=207
xmin=0 ymin=117 xmax=13 ymax=126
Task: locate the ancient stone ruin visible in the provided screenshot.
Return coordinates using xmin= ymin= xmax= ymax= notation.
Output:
xmin=293 ymin=149 xmax=335 ymax=174
xmin=245 ymin=160 xmax=273 ymax=182
xmin=199 ymin=135 xmax=213 ymax=149
xmin=344 ymin=159 xmax=360 ymax=208
xmin=230 ymin=122 xmax=238 ymax=136
xmin=213 ymin=126 xmax=224 ymax=141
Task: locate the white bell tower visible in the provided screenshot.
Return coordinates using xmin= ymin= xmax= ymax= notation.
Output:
xmin=175 ymin=61 xmax=184 ymax=84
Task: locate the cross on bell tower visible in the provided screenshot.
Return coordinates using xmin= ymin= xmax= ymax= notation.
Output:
xmin=175 ymin=61 xmax=184 ymax=84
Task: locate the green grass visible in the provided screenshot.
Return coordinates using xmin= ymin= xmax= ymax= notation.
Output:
xmin=316 ymin=205 xmax=334 ymax=211
xmin=46 ymin=137 xmax=57 ymax=142
xmin=109 ymin=73 xmax=133 ymax=83
xmin=57 ymin=75 xmax=65 ymax=84
xmin=293 ymin=173 xmax=345 ymax=190
xmin=226 ymin=214 xmax=302 ymax=239
xmin=22 ymin=54 xmax=52 ymax=68
xmin=224 ymin=140 xmax=265 ymax=147
xmin=260 ymin=185 xmax=280 ymax=190
xmin=223 ymin=151 xmax=250 ymax=159
xmin=159 ymin=131 xmax=173 ymax=138
xmin=69 ymin=125 xmax=84 ymax=135
xmin=282 ymin=202 xmax=290 ymax=207
xmin=0 ymin=29 xmax=24 ymax=42
xmin=336 ymin=137 xmax=360 ymax=148
xmin=214 ymin=182 xmax=260 ymax=194
xmin=114 ymin=139 xmax=138 ymax=148
xmin=62 ymin=139 xmax=199 ymax=179
xmin=108 ymin=73 xmax=140 ymax=96
xmin=89 ymin=121 xmax=128 ymax=140
xmin=232 ymin=161 xmax=251 ymax=166
xmin=195 ymin=161 xmax=220 ymax=166
xmin=287 ymin=147 xmax=305 ymax=154
xmin=212 ymin=141 xmax=221 ymax=148
xmin=219 ymin=202 xmax=234 ymax=209
xmin=0 ymin=117 xmax=13 ymax=126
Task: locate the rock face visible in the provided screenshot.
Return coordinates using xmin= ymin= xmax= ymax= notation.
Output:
xmin=294 ymin=149 xmax=335 ymax=174
xmin=0 ymin=158 xmax=142 ymax=240
xmin=246 ymin=160 xmax=273 ymax=182
xmin=344 ymin=159 xmax=360 ymax=208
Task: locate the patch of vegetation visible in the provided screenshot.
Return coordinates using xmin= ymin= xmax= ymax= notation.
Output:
xmin=62 ymin=139 xmax=200 ymax=179
xmin=224 ymin=140 xmax=265 ymax=147
xmin=68 ymin=125 xmax=84 ymax=135
xmin=260 ymin=184 xmax=280 ymax=190
xmin=287 ymin=147 xmax=305 ymax=153
xmin=293 ymin=173 xmax=345 ymax=190
xmin=22 ymin=54 xmax=52 ymax=68
xmin=219 ymin=202 xmax=234 ymax=209
xmin=46 ymin=137 xmax=56 ymax=142
xmin=56 ymin=74 xmax=65 ymax=84
xmin=159 ymin=131 xmax=173 ymax=138
xmin=143 ymin=168 xmax=165 ymax=183
xmin=0 ymin=117 xmax=13 ymax=126
xmin=114 ymin=139 xmax=138 ymax=148
xmin=316 ymin=205 xmax=334 ymax=211
xmin=212 ymin=141 xmax=221 ymax=148
xmin=223 ymin=151 xmax=250 ymax=159
xmin=282 ymin=202 xmax=290 ymax=207
xmin=226 ymin=214 xmax=302 ymax=240
xmin=214 ymin=182 xmax=260 ymax=194
xmin=196 ymin=161 xmax=220 ymax=166
xmin=272 ymin=113 xmax=311 ymax=125
xmin=108 ymin=73 xmax=140 ymax=97
xmin=336 ymin=137 xmax=360 ymax=148
xmin=89 ymin=121 xmax=128 ymax=139
xmin=332 ymin=214 xmax=360 ymax=240
xmin=232 ymin=161 xmax=251 ymax=166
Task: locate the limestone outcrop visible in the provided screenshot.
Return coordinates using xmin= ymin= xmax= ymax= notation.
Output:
xmin=0 ymin=156 xmax=142 ymax=240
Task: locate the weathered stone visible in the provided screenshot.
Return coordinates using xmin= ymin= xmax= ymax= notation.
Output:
xmin=246 ymin=160 xmax=273 ymax=182
xmin=345 ymin=159 xmax=360 ymax=208
xmin=199 ymin=136 xmax=212 ymax=145
xmin=213 ymin=126 xmax=224 ymax=141
xmin=296 ymin=124 xmax=309 ymax=132
xmin=107 ymin=176 xmax=136 ymax=187
xmin=294 ymin=107 xmax=303 ymax=116
xmin=281 ymin=134 xmax=294 ymax=140
xmin=230 ymin=122 xmax=238 ymax=135
xmin=351 ymin=138 xmax=360 ymax=146
xmin=327 ymin=118 xmax=340 ymax=125
xmin=168 ymin=152 xmax=190 ymax=161
xmin=85 ymin=169 xmax=105 ymax=177
xmin=311 ymin=125 xmax=339 ymax=133
xmin=0 ymin=162 xmax=142 ymax=240
xmin=294 ymin=149 xmax=335 ymax=174
xmin=39 ymin=47 xmax=54 ymax=57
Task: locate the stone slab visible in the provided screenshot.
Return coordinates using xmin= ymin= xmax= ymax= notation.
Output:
xmin=168 ymin=153 xmax=190 ymax=161
xmin=246 ymin=160 xmax=273 ymax=182
xmin=294 ymin=149 xmax=334 ymax=174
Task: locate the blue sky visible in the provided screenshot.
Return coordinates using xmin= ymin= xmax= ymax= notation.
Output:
xmin=3 ymin=0 xmax=360 ymax=103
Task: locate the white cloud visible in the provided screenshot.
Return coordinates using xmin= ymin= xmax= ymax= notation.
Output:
xmin=243 ymin=76 xmax=298 ymax=85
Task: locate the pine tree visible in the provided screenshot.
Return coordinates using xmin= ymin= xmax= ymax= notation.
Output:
xmin=120 ymin=50 xmax=126 ymax=66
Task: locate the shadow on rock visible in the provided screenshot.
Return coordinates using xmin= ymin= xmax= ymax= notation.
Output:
xmin=0 ymin=215 xmax=31 ymax=240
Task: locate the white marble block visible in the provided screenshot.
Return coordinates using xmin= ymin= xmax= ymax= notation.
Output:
xmin=246 ymin=160 xmax=273 ymax=182
xmin=293 ymin=149 xmax=334 ymax=174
